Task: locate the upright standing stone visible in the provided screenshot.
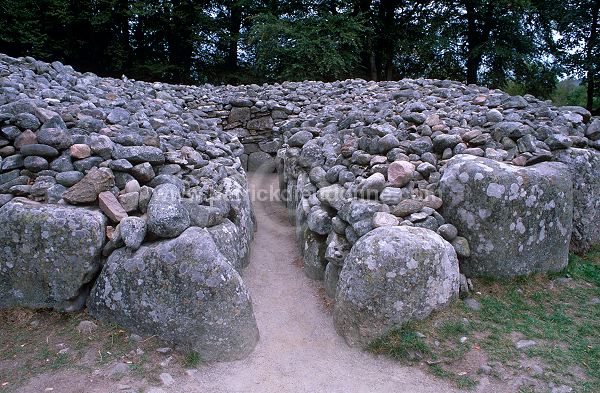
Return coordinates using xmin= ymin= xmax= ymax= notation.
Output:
xmin=334 ymin=226 xmax=459 ymax=347
xmin=0 ymin=199 xmax=106 ymax=311
xmin=439 ymin=155 xmax=573 ymax=277
xmin=303 ymin=229 xmax=327 ymax=280
xmin=553 ymin=148 xmax=600 ymax=254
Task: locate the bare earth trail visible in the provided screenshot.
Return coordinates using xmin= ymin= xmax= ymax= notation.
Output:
xmin=179 ymin=173 xmax=464 ymax=393
xmin=13 ymin=174 xmax=508 ymax=393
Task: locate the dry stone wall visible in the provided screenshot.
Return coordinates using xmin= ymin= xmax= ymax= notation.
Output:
xmin=274 ymin=78 xmax=600 ymax=344
xmin=1 ymin=53 xmax=600 ymax=350
xmin=0 ymin=54 xmax=259 ymax=361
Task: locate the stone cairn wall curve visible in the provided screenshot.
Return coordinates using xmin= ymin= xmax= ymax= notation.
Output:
xmin=0 ymin=55 xmax=262 ymax=361
xmin=274 ymin=79 xmax=599 ymax=345
xmin=1 ymin=54 xmax=599 ymax=352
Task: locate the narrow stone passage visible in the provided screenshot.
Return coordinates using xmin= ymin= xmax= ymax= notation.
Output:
xmin=178 ymin=174 xmax=464 ymax=393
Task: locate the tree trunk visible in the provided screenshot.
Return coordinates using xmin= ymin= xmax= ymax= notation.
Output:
xmin=116 ymin=0 xmax=131 ymax=74
xmin=168 ymin=0 xmax=195 ymax=82
xmin=465 ymin=0 xmax=481 ymax=85
xmin=369 ymin=52 xmax=378 ymax=80
xmin=353 ymin=0 xmax=374 ymax=80
xmin=226 ymin=1 xmax=242 ymax=71
xmin=376 ymin=0 xmax=397 ymax=81
xmin=383 ymin=0 xmax=396 ymax=80
xmin=586 ymin=0 xmax=600 ymax=112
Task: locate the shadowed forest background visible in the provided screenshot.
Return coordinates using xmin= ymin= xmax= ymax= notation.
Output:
xmin=0 ymin=0 xmax=598 ymax=112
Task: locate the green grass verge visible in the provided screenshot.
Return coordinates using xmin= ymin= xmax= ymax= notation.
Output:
xmin=0 ymin=310 xmax=174 ymax=391
xmin=183 ymin=351 xmax=202 ymax=368
xmin=369 ymin=248 xmax=600 ymax=392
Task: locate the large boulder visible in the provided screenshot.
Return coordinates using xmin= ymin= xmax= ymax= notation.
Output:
xmin=333 ymin=226 xmax=460 ymax=347
xmin=87 ymin=227 xmax=259 ymax=362
xmin=553 ymin=148 xmax=600 ymax=254
xmin=439 ymin=155 xmax=573 ymax=277
xmin=0 ymin=198 xmax=106 ymax=311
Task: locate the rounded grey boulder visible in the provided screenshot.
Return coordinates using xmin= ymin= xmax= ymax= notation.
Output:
xmin=333 ymin=226 xmax=460 ymax=347
xmin=146 ymin=183 xmax=190 ymax=238
xmin=88 ymin=227 xmax=259 ymax=362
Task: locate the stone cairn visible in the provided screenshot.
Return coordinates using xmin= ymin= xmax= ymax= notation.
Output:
xmin=0 ymin=55 xmax=262 ymax=361
xmin=1 ymin=54 xmax=599 ymax=355
xmin=276 ymin=80 xmax=599 ymax=346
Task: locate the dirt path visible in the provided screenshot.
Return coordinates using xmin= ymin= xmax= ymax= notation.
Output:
xmin=176 ymin=173 xmax=462 ymax=393
xmin=13 ymin=174 xmax=500 ymax=393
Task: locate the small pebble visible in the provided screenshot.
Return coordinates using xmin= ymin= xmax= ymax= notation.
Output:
xmin=515 ymin=339 xmax=537 ymax=350
xmin=159 ymin=372 xmax=174 ymax=386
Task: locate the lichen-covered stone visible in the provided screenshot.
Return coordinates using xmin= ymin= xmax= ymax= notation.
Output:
xmin=118 ymin=216 xmax=147 ymax=251
xmin=439 ymin=155 xmax=573 ymax=277
xmin=112 ymin=145 xmax=165 ymax=165
xmin=208 ymin=219 xmax=245 ymax=271
xmin=221 ymin=176 xmax=255 ymax=268
xmin=307 ymin=207 xmax=332 ymax=235
xmin=324 ymin=262 xmax=342 ymax=298
xmin=87 ymin=227 xmax=259 ymax=362
xmin=553 ymin=148 xmax=600 ymax=254
xmin=146 ymin=183 xmax=190 ymax=238
xmin=0 ymin=198 xmax=106 ymax=311
xmin=333 ymin=226 xmax=459 ymax=347
xmin=302 ymin=228 xmax=327 ymax=280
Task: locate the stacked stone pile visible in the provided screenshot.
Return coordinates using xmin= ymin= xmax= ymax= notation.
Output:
xmin=277 ymin=79 xmax=599 ymax=345
xmin=1 ymin=53 xmax=599 ymax=351
xmin=0 ymin=54 xmax=259 ymax=361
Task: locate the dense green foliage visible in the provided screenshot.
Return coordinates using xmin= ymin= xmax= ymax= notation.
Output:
xmin=249 ymin=13 xmax=366 ymax=81
xmin=0 ymin=0 xmax=598 ymax=112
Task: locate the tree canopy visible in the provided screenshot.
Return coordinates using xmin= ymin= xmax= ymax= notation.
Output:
xmin=0 ymin=0 xmax=598 ymax=112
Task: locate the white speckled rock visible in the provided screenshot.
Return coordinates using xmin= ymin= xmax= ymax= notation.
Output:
xmin=88 ymin=227 xmax=259 ymax=362
xmin=553 ymin=148 xmax=600 ymax=254
xmin=208 ymin=219 xmax=245 ymax=271
xmin=333 ymin=226 xmax=459 ymax=347
xmin=147 ymin=183 xmax=190 ymax=238
xmin=372 ymin=212 xmax=400 ymax=227
xmin=439 ymin=155 xmax=573 ymax=277
xmin=0 ymin=198 xmax=106 ymax=311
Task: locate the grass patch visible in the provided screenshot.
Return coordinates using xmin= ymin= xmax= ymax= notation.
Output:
xmin=370 ymin=323 xmax=431 ymax=360
xmin=0 ymin=310 xmax=171 ymax=391
xmin=369 ymin=247 xmax=600 ymax=392
xmin=183 ymin=351 xmax=202 ymax=368
xmin=429 ymin=364 xmax=478 ymax=390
